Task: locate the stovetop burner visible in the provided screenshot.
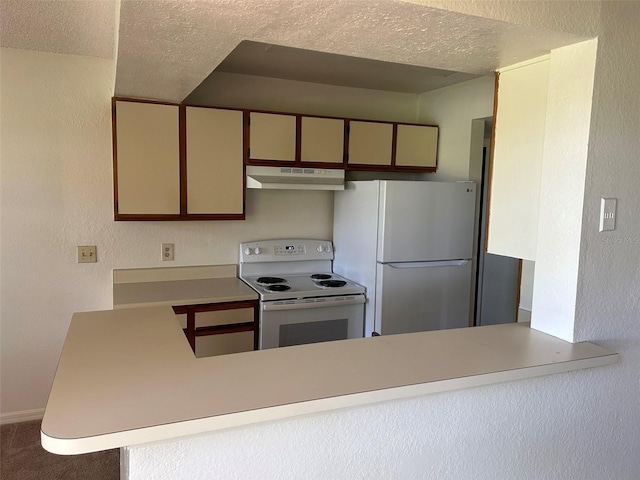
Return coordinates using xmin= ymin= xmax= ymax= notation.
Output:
xmin=239 ymin=239 xmax=365 ymax=301
xmin=311 ymin=273 xmax=332 ymax=280
xmin=257 ymin=276 xmax=287 ymax=285
xmin=316 ymin=279 xmax=347 ymax=288
xmin=266 ymin=284 xmax=291 ymax=292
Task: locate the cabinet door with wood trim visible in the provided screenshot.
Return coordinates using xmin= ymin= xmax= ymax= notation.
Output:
xmin=114 ymin=100 xmax=180 ymax=216
xmin=194 ymin=308 xmax=255 ymax=357
xmin=300 ymin=116 xmax=345 ymax=165
xmin=249 ymin=112 xmax=296 ymax=162
xmin=395 ymin=124 xmax=438 ymax=168
xmin=185 ymin=107 xmax=244 ymax=215
xmin=174 ymin=300 xmax=259 ymax=358
xmin=347 ymin=121 xmax=393 ymax=166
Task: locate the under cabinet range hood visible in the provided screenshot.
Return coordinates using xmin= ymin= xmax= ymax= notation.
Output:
xmin=246 ymin=165 xmax=345 ymax=190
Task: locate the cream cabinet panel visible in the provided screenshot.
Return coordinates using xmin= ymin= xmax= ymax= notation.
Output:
xmin=194 ymin=309 xmax=254 ymax=358
xmin=194 ymin=308 xmax=254 ymax=328
xmin=195 ymin=331 xmax=254 ymax=358
xmin=249 ymin=112 xmax=296 ymax=161
xmin=301 ymin=117 xmax=345 ymax=164
xmin=186 ymin=107 xmax=243 ymax=215
xmin=395 ymin=124 xmax=438 ymax=168
xmin=115 ymin=101 xmax=180 ymax=215
xmin=348 ymin=121 xmax=393 ymax=166
xmin=175 ymin=307 xmax=255 ymax=358
xmin=488 ymin=59 xmax=550 ymax=261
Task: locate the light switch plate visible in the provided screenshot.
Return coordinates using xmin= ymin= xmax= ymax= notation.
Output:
xmin=599 ymin=198 xmax=616 ymax=232
xmin=77 ymin=246 xmax=97 ymax=263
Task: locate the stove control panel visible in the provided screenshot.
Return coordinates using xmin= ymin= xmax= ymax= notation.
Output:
xmin=275 ymin=244 xmax=305 ymax=255
xmin=240 ymin=239 xmax=334 ymax=262
xmin=316 ymin=244 xmax=332 ymax=253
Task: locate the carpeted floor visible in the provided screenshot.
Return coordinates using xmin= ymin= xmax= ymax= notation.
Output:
xmin=1 ymin=420 xmax=120 ymax=480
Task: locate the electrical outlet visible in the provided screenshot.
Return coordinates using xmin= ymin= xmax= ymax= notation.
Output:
xmin=77 ymin=246 xmax=97 ymax=263
xmin=162 ymin=243 xmax=174 ymax=261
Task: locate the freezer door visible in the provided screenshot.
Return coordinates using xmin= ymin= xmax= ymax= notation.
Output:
xmin=377 ymin=181 xmax=476 ymax=262
xmin=375 ymin=261 xmax=472 ymax=335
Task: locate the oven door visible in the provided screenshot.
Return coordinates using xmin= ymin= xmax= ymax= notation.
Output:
xmin=260 ymin=295 xmax=365 ymax=349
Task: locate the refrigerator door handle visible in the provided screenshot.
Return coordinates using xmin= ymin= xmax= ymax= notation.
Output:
xmin=386 ymin=260 xmax=469 ymax=268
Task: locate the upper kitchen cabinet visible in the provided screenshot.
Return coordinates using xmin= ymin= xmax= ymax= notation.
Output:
xmin=248 ymin=112 xmax=296 ymax=162
xmin=300 ymin=116 xmax=345 ymax=165
xmin=395 ymin=124 xmax=438 ymax=169
xmin=244 ymin=109 xmax=438 ymax=172
xmin=112 ymin=99 xmax=245 ymax=221
xmin=487 ymin=59 xmax=549 ymax=261
xmin=185 ymin=107 xmax=244 ymax=217
xmin=113 ymin=99 xmax=181 ymax=218
xmin=347 ymin=120 xmax=393 ymax=167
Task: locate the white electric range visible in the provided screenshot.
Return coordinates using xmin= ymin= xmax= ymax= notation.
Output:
xmin=239 ymin=239 xmax=365 ymax=349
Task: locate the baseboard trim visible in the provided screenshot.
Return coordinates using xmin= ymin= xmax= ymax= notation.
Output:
xmin=1 ymin=408 xmax=45 ymax=425
xmin=518 ymin=308 xmax=532 ymax=323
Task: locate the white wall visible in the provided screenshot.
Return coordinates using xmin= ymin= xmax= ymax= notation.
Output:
xmin=127 ymin=365 xmax=626 ymax=480
xmin=127 ymin=2 xmax=640 ymax=478
xmin=531 ymin=39 xmax=598 ymax=341
xmin=0 ymin=48 xmax=333 ymax=418
xmin=573 ymin=2 xmax=640 ymax=346
xmin=417 ymin=76 xmax=495 ymax=181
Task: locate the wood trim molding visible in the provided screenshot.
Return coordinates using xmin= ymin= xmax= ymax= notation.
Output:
xmin=484 ymin=72 xmax=500 ymax=253
xmin=391 ymin=123 xmax=398 ymax=167
xmin=172 ymin=300 xmax=260 ymax=354
xmin=111 ymin=98 xmax=120 ymax=217
xmin=179 ymin=105 xmax=187 ymax=216
xmin=515 ymin=259 xmax=523 ymax=322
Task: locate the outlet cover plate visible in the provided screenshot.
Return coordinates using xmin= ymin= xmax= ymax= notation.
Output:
xmin=162 ymin=243 xmax=174 ymax=261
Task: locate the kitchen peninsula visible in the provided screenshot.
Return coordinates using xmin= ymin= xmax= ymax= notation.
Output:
xmin=41 ymin=305 xmax=617 ymax=456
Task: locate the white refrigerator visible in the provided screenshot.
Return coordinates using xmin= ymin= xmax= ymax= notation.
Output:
xmin=333 ymin=180 xmax=477 ymax=337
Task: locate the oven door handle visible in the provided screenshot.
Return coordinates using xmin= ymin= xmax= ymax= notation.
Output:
xmin=262 ymin=296 xmax=365 ymax=311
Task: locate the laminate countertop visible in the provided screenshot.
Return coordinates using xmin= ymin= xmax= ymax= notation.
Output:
xmin=41 ymin=306 xmax=618 ymax=455
xmin=113 ymin=277 xmax=258 ymax=308
xmin=112 ymin=265 xmax=258 ymax=308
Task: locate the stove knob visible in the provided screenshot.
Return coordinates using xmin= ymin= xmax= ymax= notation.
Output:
xmin=244 ymin=247 xmax=253 ymax=255
xmin=254 ymin=247 xmax=262 ymax=255
xmin=316 ymin=245 xmax=324 ymax=253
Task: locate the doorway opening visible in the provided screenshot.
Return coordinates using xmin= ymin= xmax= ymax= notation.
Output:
xmin=470 ymin=118 xmax=521 ymax=326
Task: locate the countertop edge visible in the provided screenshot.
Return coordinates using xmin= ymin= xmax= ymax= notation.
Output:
xmin=41 ymin=347 xmax=618 ymax=455
xmin=112 ymin=276 xmax=258 ymax=309
xmin=114 ymin=295 xmax=258 ymax=309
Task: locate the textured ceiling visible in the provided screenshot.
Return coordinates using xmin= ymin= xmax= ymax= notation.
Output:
xmin=0 ymin=0 xmax=116 ymax=58
xmin=200 ymin=40 xmax=480 ymax=94
xmin=1 ymin=0 xmax=587 ymax=103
